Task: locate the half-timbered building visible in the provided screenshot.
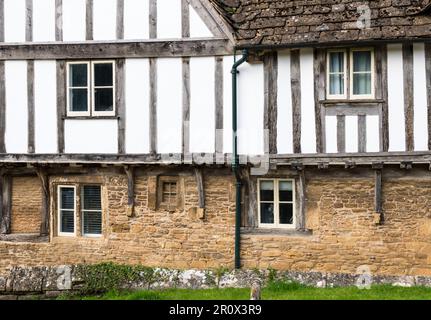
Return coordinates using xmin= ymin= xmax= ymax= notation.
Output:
xmin=1 ymin=0 xmax=431 ymax=287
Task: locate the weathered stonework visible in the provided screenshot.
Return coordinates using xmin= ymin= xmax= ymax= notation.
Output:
xmin=0 ymin=166 xmax=430 ymax=292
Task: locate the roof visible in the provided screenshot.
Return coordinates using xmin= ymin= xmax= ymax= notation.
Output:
xmin=210 ymin=0 xmax=431 ymax=48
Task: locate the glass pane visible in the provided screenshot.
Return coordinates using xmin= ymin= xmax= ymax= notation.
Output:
xmin=353 ymin=73 xmax=372 ymax=95
xmin=83 ymin=211 xmax=102 ymax=235
xmin=94 ymin=88 xmax=114 ymax=112
xmin=60 ymin=210 xmax=74 ymax=233
xmin=70 ymin=88 xmax=88 ymax=112
xmin=353 ymin=51 xmax=371 ymax=72
xmin=94 ymin=63 xmax=113 ymax=86
xmin=280 ymin=203 xmax=294 ymax=225
xmin=60 ymin=188 xmax=74 ymax=210
xmin=260 ymin=181 xmax=274 ymax=202
xmin=279 ymin=181 xmax=293 ymax=202
xmin=329 ymin=52 xmax=344 ymax=73
xmin=83 ymin=186 xmax=102 ymax=210
xmin=260 ymin=203 xmax=274 ymax=224
xmin=329 ymin=74 xmax=344 ymax=95
xmin=69 ymin=64 xmax=88 ymax=87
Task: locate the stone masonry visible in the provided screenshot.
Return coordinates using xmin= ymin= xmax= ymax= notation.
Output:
xmin=0 ymin=167 xmax=430 ymax=286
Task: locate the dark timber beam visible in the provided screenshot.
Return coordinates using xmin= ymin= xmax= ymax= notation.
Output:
xmin=182 ymin=58 xmax=191 ymax=156
xmin=0 ymin=0 xmax=4 ymax=43
xmin=55 ymin=0 xmax=63 ymax=41
xmin=337 ymin=115 xmax=346 ymax=153
xmin=116 ymin=0 xmax=124 ymax=40
xmin=375 ymin=45 xmax=389 ymax=152
xmin=297 ymin=168 xmax=306 ymax=231
xmin=56 ymin=60 xmax=66 ymax=154
xmin=403 ymin=43 xmax=414 ymax=152
xmin=373 ymin=163 xmax=384 ymax=225
xmin=215 ymin=57 xmax=223 ymax=155
xmin=426 ymin=43 xmax=431 ymax=151
xmin=0 ymin=60 xmax=5 ymax=153
xmin=36 ymin=167 xmax=49 ymax=236
xmin=0 ymin=171 xmax=11 ymax=234
xmin=116 ymin=59 xmax=126 ymax=154
xmin=290 ymin=50 xmax=301 ymax=154
xmin=27 ymin=60 xmax=35 ymax=154
xmin=0 ymin=39 xmax=233 ymax=60
xmin=25 ymin=0 xmax=33 ymax=42
xmin=194 ymin=168 xmax=205 ymax=209
xmin=314 ymin=48 xmax=325 ymax=153
xmin=263 ymin=52 xmax=278 ymax=155
xmin=86 ymin=0 xmax=93 ymax=41
xmin=124 ymin=165 xmax=135 ymax=217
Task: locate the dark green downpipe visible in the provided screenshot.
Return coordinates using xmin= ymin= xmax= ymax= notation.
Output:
xmin=231 ymin=49 xmax=248 ymax=269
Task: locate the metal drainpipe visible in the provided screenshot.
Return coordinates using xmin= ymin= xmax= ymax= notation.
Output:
xmin=231 ymin=49 xmax=248 ymax=269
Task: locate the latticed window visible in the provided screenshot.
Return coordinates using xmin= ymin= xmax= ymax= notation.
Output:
xmin=82 ymin=185 xmax=102 ymax=236
xmin=162 ymin=182 xmax=177 ymax=205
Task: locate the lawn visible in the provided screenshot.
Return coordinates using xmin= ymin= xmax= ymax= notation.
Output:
xmin=62 ymin=281 xmax=431 ymax=300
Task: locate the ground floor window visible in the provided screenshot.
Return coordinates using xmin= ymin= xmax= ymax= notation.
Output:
xmin=258 ymin=179 xmax=295 ymax=229
xmin=57 ymin=184 xmax=103 ymax=237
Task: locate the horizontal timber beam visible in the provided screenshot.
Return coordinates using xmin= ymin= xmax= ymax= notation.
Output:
xmin=1 ymin=152 xmax=431 ymax=166
xmin=0 ymin=39 xmax=233 ymax=60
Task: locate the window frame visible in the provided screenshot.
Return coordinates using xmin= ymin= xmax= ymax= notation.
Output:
xmin=326 ymin=49 xmax=348 ymax=100
xmin=91 ymin=61 xmax=116 ymax=117
xmin=350 ymin=48 xmax=375 ymax=100
xmin=57 ymin=185 xmax=77 ymax=237
xmin=257 ymin=178 xmax=296 ymax=229
xmin=326 ymin=48 xmax=375 ymax=100
xmin=66 ymin=60 xmax=116 ymax=117
xmin=81 ymin=184 xmax=103 ymax=238
xmin=66 ymin=61 xmax=91 ymax=117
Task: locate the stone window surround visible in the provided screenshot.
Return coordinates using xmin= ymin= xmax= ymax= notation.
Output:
xmin=50 ymin=176 xmax=107 ymax=240
xmin=156 ymin=176 xmax=184 ymax=212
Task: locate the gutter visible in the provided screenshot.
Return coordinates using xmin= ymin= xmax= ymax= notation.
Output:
xmin=231 ymin=49 xmax=248 ymax=269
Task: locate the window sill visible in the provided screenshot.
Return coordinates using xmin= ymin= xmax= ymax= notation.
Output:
xmin=320 ymin=99 xmax=384 ymax=105
xmin=63 ymin=116 xmax=120 ymax=120
xmin=241 ymin=227 xmax=313 ymax=237
xmin=0 ymin=234 xmax=49 ymax=243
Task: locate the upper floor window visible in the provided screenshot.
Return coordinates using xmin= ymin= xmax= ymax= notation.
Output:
xmin=258 ymin=179 xmax=295 ymax=229
xmin=67 ymin=61 xmax=115 ymax=117
xmin=327 ymin=48 xmax=374 ymax=100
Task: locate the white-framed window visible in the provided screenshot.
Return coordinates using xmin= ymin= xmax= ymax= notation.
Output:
xmin=326 ymin=48 xmax=375 ymax=100
xmin=58 ymin=185 xmax=76 ymax=237
xmin=67 ymin=61 xmax=116 ymax=117
xmin=258 ymin=179 xmax=295 ymax=229
xmin=81 ymin=185 xmax=103 ymax=237
xmin=327 ymin=50 xmax=347 ymax=99
xmin=350 ymin=48 xmax=375 ymax=99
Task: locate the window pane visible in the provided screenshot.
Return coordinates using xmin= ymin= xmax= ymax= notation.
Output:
xmin=60 ymin=187 xmax=75 ymax=210
xmin=353 ymin=73 xmax=372 ymax=95
xmin=260 ymin=203 xmax=274 ymax=224
xmin=329 ymin=52 xmax=344 ymax=73
xmin=83 ymin=211 xmax=102 ymax=235
xmin=69 ymin=64 xmax=88 ymax=87
xmin=329 ymin=74 xmax=344 ymax=95
xmin=70 ymin=88 xmax=88 ymax=112
xmin=280 ymin=203 xmax=294 ymax=225
xmin=279 ymin=181 xmax=293 ymax=202
xmin=94 ymin=88 xmax=114 ymax=112
xmin=260 ymin=181 xmax=274 ymax=201
xmin=83 ymin=186 xmax=102 ymax=210
xmin=94 ymin=63 xmax=113 ymax=86
xmin=60 ymin=210 xmax=75 ymax=233
xmin=353 ymin=51 xmax=371 ymax=72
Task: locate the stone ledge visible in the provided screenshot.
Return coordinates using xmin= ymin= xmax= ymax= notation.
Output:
xmin=0 ymin=234 xmax=49 ymax=244
xmin=241 ymin=228 xmax=313 ymax=237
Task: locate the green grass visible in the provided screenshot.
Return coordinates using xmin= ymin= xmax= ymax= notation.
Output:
xmin=60 ymin=281 xmax=431 ymax=300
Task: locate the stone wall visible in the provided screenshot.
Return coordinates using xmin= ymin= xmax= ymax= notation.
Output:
xmin=11 ymin=177 xmax=42 ymax=234
xmin=0 ymin=167 xmax=430 ymax=285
